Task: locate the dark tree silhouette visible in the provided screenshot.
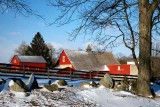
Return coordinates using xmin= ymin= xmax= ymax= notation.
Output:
xmin=28 ymin=32 xmax=52 ymax=67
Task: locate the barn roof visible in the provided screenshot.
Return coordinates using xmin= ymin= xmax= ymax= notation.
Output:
xmin=64 ymin=50 xmax=119 ymax=71
xmin=16 ymin=55 xmax=47 ymax=63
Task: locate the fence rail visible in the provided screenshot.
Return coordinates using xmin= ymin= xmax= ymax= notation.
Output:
xmin=0 ymin=63 xmax=138 ymax=81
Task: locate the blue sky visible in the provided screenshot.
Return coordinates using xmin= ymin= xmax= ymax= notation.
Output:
xmin=0 ymin=0 xmax=132 ymax=63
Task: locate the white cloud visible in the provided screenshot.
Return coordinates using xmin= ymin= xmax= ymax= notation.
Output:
xmin=49 ymin=42 xmax=71 ymax=50
xmin=51 ymin=42 xmax=64 ymax=49
xmin=9 ymin=32 xmax=21 ymax=36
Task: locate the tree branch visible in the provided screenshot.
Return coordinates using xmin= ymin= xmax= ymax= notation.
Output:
xmin=0 ymin=0 xmax=45 ymax=20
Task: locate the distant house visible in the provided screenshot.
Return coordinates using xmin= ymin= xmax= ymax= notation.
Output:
xmin=56 ymin=47 xmax=119 ymax=71
xmin=108 ymin=57 xmax=138 ymax=75
xmin=107 ymin=64 xmax=138 ymax=76
xmin=11 ymin=55 xmax=47 ymax=71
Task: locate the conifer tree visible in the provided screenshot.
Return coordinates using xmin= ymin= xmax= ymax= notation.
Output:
xmin=29 ymin=32 xmax=52 ymax=67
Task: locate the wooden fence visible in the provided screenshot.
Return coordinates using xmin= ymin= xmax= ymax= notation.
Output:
xmin=0 ymin=63 xmax=138 ymax=81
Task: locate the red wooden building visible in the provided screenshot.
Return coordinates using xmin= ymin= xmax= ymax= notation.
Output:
xmin=56 ymin=45 xmax=138 ymax=77
xmin=107 ymin=64 xmax=138 ymax=76
xmin=56 ymin=47 xmax=119 ymax=72
xmin=11 ymin=55 xmax=47 ymax=71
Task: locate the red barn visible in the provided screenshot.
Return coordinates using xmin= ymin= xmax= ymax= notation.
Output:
xmin=56 ymin=48 xmax=119 ymax=72
xmin=107 ymin=64 xmax=138 ymax=76
xmin=11 ymin=55 xmax=47 ymax=71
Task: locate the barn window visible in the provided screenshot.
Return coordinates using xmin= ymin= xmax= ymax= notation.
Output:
xmin=14 ymin=60 xmax=16 ymax=63
xmin=118 ymin=66 xmax=120 ymax=71
xmin=62 ymin=56 xmax=65 ymax=62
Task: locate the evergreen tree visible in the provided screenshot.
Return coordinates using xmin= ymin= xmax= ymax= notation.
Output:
xmin=30 ymin=32 xmax=45 ymax=55
xmin=15 ymin=32 xmax=55 ymax=68
xmin=29 ymin=32 xmax=52 ymax=68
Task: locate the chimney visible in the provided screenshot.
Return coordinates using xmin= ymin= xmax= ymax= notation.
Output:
xmin=86 ymin=44 xmax=92 ymax=52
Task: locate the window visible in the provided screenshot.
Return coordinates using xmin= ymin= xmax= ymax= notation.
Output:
xmin=14 ymin=60 xmax=16 ymax=64
xmin=118 ymin=66 xmax=120 ymax=71
xmin=62 ymin=56 xmax=65 ymax=62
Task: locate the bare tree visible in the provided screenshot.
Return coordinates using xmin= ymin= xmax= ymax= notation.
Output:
xmin=56 ymin=48 xmax=63 ymax=57
xmin=152 ymin=41 xmax=160 ymax=57
xmin=46 ymin=43 xmax=57 ymax=65
xmin=0 ymin=0 xmax=44 ymax=19
xmin=49 ymin=0 xmax=160 ymax=97
xmin=15 ymin=41 xmax=30 ymax=55
xmin=116 ymin=53 xmax=128 ymax=64
xmin=49 ymin=0 xmax=139 ymax=66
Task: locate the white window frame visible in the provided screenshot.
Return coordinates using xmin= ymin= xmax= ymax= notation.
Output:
xmin=118 ymin=66 xmax=121 ymax=71
xmin=62 ymin=56 xmax=65 ymax=62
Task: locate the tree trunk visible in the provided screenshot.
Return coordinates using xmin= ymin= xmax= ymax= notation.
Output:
xmin=132 ymin=49 xmax=139 ymax=69
xmin=137 ymin=0 xmax=152 ymax=97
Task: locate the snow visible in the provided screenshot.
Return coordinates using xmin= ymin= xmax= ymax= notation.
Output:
xmin=82 ymin=84 xmax=92 ymax=88
xmin=52 ymin=80 xmax=59 ymax=85
xmin=79 ymin=86 xmax=160 ymax=107
xmin=11 ymin=91 xmax=26 ymax=98
xmin=40 ymin=87 xmax=51 ymax=92
xmin=0 ymin=74 xmax=160 ymax=106
xmin=0 ymin=85 xmax=159 ymax=107
xmin=103 ymin=65 xmax=109 ymax=71
xmin=52 ymin=80 xmax=68 ymax=89
xmin=27 ymin=73 xmax=35 ymax=90
xmin=9 ymin=80 xmax=14 ymax=87
xmin=1 ymin=79 xmax=12 ymax=93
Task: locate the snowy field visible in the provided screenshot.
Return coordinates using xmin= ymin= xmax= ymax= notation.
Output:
xmin=0 ymin=74 xmax=160 ymax=107
xmin=0 ymin=86 xmax=160 ymax=107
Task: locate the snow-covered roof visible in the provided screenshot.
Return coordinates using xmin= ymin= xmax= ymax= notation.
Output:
xmin=63 ymin=50 xmax=119 ymax=71
xmin=16 ymin=55 xmax=46 ymax=63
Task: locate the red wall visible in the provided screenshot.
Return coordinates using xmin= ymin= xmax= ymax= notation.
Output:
xmin=11 ymin=56 xmax=20 ymax=65
xmin=21 ymin=62 xmax=46 ymax=71
xmin=11 ymin=56 xmax=46 ymax=72
xmin=107 ymin=64 xmax=130 ymax=75
xmin=11 ymin=56 xmax=21 ymax=70
xmin=58 ymin=50 xmax=75 ymax=70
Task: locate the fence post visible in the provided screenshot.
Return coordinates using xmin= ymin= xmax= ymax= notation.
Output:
xmin=90 ymin=71 xmax=92 ymax=80
xmin=23 ymin=65 xmax=25 ymax=77
xmin=70 ymin=69 xmax=72 ymax=81
xmin=47 ymin=68 xmax=50 ymax=80
xmin=97 ymin=71 xmax=99 ymax=79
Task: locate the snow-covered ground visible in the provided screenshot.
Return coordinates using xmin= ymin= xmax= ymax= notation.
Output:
xmin=79 ymin=86 xmax=160 ymax=107
xmin=0 ymin=75 xmax=160 ymax=107
xmin=0 ymin=86 xmax=160 ymax=107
